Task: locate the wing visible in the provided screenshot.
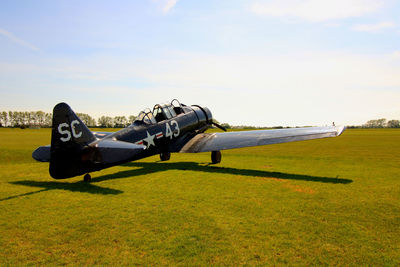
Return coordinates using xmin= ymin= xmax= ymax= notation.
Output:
xmin=180 ymin=126 xmax=345 ymax=153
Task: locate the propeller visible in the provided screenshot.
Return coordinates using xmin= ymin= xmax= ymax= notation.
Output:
xmin=211 ymin=120 xmax=227 ymax=132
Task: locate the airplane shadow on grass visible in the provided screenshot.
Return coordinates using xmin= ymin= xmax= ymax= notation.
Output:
xmin=3 ymin=161 xmax=352 ymax=202
xmin=95 ymin=161 xmax=353 ymax=184
xmin=1 ymin=180 xmax=123 ymax=202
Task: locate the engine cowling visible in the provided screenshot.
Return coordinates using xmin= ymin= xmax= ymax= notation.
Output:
xmin=191 ymin=105 xmax=212 ymax=129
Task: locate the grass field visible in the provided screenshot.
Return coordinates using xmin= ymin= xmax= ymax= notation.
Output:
xmin=0 ymin=128 xmax=399 ymax=265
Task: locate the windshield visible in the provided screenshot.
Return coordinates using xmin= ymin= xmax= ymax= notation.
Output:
xmin=134 ymin=108 xmax=156 ymax=124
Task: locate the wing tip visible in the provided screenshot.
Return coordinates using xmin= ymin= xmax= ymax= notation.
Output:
xmin=335 ymin=125 xmax=346 ymax=136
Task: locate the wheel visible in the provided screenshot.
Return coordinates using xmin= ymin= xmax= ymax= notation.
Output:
xmin=211 ymin=151 xmax=221 ymax=164
xmin=83 ymin=173 xmax=91 ymax=182
xmin=160 ymin=152 xmax=171 ymax=161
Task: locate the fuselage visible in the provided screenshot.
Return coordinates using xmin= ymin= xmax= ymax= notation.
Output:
xmin=95 ymin=104 xmax=213 ymax=164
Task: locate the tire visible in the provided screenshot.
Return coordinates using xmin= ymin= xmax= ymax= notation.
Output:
xmin=83 ymin=173 xmax=91 ymax=182
xmin=211 ymin=151 xmax=221 ymax=164
xmin=160 ymin=152 xmax=171 ymax=161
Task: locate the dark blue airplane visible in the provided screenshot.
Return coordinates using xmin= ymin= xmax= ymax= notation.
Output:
xmin=33 ymin=100 xmax=345 ymax=182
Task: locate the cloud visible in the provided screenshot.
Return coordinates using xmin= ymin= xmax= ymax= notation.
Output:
xmin=163 ymin=0 xmax=178 ymax=13
xmin=250 ymin=0 xmax=385 ymax=22
xmin=393 ymin=51 xmax=400 ymax=59
xmin=0 ymin=28 xmax=39 ymax=51
xmin=152 ymin=0 xmax=178 ymax=13
xmin=351 ymin=21 xmax=395 ymax=32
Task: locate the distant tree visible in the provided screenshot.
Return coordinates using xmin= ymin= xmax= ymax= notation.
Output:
xmin=377 ymin=118 xmax=387 ymax=128
xmin=44 ymin=113 xmax=52 ymax=127
xmin=98 ymin=116 xmax=113 ymax=128
xmin=114 ymin=116 xmax=128 ymax=128
xmin=14 ymin=111 xmax=23 ymax=127
xmin=128 ymin=115 xmax=136 ymax=124
xmin=76 ymin=113 xmax=96 ymax=127
xmin=387 ymin=120 xmax=400 ymax=128
xmin=35 ymin=111 xmax=45 ymax=126
xmin=28 ymin=111 xmax=35 ymax=125
xmin=364 ymin=120 xmax=374 ymax=128
xmin=8 ymin=111 xmax=14 ymax=127
xmin=25 ymin=111 xmax=33 ymax=126
xmin=20 ymin=112 xmax=26 ymax=126
xmin=364 ymin=118 xmax=387 ymax=128
xmin=0 ymin=111 xmax=7 ymax=127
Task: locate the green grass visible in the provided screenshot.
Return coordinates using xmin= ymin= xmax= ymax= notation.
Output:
xmin=0 ymin=128 xmax=399 ymax=265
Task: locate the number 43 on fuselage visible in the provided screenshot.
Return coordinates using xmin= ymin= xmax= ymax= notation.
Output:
xmin=32 ymin=99 xmax=345 ymax=182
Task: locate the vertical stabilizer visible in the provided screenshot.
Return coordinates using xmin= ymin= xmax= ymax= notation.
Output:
xmin=49 ymin=103 xmax=96 ymax=179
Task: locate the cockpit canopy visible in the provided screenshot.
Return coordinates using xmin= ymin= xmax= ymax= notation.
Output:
xmin=135 ymin=108 xmax=156 ymax=125
xmin=134 ymin=99 xmax=184 ymax=125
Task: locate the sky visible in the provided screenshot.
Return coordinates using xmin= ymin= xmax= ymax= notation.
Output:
xmin=0 ymin=0 xmax=399 ymax=127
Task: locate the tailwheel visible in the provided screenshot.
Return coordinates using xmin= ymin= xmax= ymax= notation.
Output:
xmin=83 ymin=173 xmax=91 ymax=182
xmin=211 ymin=151 xmax=222 ymax=164
xmin=160 ymin=152 xmax=171 ymax=161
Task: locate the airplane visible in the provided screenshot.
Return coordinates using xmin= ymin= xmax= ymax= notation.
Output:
xmin=32 ymin=99 xmax=346 ymax=182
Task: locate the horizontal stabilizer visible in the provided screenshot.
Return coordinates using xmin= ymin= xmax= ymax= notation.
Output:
xmin=180 ymin=126 xmax=345 ymax=153
xmin=32 ymin=141 xmax=145 ymax=165
xmin=32 ymin=145 xmax=51 ymax=162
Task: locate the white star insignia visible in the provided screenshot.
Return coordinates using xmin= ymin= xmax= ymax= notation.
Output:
xmin=143 ymin=131 xmax=155 ymax=148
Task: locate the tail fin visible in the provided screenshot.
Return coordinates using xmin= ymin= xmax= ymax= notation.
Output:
xmin=49 ymin=103 xmax=96 ymax=179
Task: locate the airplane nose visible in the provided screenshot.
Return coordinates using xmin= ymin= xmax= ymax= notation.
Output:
xmin=202 ymin=107 xmax=213 ymax=123
xmin=190 ymin=105 xmax=213 ymax=129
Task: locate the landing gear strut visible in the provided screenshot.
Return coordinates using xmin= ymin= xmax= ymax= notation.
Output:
xmin=211 ymin=151 xmax=221 ymax=164
xmin=160 ymin=152 xmax=171 ymax=161
xmin=83 ymin=173 xmax=91 ymax=182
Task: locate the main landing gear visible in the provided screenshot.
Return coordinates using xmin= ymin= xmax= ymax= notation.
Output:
xmin=160 ymin=152 xmax=171 ymax=161
xmin=211 ymin=151 xmax=221 ymax=164
xmin=83 ymin=173 xmax=91 ymax=182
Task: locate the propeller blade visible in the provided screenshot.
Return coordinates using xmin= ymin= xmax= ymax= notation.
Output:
xmin=212 ymin=121 xmax=227 ymax=132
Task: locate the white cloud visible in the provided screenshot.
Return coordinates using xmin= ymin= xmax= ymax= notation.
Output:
xmin=152 ymin=0 xmax=178 ymax=13
xmin=163 ymin=0 xmax=178 ymax=13
xmin=352 ymin=21 xmax=395 ymax=32
xmin=250 ymin=0 xmax=385 ymax=22
xmin=0 ymin=28 xmax=39 ymax=51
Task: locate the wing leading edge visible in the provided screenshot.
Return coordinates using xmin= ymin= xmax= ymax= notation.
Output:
xmin=180 ymin=126 xmax=345 ymax=153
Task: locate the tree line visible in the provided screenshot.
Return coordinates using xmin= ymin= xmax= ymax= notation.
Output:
xmin=0 ymin=110 xmax=136 ymax=128
xmin=1 ymin=110 xmax=399 ymax=129
xmin=362 ymin=118 xmax=400 ymax=128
